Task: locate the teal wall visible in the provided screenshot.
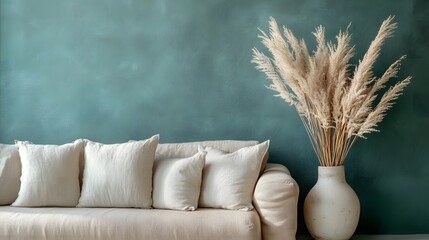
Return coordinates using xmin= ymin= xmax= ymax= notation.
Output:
xmin=1 ymin=0 xmax=428 ymax=234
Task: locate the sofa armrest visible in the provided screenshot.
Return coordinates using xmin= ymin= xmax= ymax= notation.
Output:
xmin=253 ymin=163 xmax=299 ymax=240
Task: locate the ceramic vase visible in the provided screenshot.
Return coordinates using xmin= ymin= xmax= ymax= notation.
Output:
xmin=304 ymin=166 xmax=360 ymax=240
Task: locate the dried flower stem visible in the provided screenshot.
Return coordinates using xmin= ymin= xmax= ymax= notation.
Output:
xmin=252 ymin=16 xmax=411 ymax=166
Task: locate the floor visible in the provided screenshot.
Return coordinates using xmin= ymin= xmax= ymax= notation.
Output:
xmin=297 ymin=234 xmax=429 ymax=240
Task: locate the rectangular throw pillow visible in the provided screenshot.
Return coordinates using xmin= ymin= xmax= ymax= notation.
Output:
xmin=78 ymin=135 xmax=159 ymax=208
xmin=152 ymin=151 xmax=206 ymax=211
xmin=12 ymin=140 xmax=84 ymax=207
xmin=198 ymin=140 xmax=269 ymax=211
xmin=0 ymin=144 xmax=21 ymax=205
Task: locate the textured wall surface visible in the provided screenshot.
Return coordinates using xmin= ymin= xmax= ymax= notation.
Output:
xmin=1 ymin=0 xmax=428 ymax=234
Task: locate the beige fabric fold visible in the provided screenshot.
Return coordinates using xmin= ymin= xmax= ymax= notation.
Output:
xmin=0 ymin=207 xmax=261 ymax=240
xmin=253 ymin=163 xmax=299 ymax=240
xmin=0 ymin=144 xmax=21 ymax=205
xmin=156 ymin=140 xmax=259 ymax=159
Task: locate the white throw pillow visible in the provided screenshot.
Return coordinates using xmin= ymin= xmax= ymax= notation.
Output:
xmin=12 ymin=140 xmax=84 ymax=207
xmin=152 ymin=151 xmax=206 ymax=211
xmin=78 ymin=135 xmax=159 ymax=208
xmin=0 ymin=144 xmax=21 ymax=205
xmin=199 ymin=140 xmax=269 ymax=210
xmin=155 ymin=140 xmax=268 ymax=176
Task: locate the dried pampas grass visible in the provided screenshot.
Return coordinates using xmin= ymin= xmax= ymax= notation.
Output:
xmin=252 ymin=16 xmax=411 ymax=166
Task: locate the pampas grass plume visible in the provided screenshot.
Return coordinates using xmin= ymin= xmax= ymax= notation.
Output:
xmin=252 ymin=16 xmax=411 ymax=166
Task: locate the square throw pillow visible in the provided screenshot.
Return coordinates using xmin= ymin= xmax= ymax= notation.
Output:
xmin=78 ymin=135 xmax=159 ymax=208
xmin=153 ymin=151 xmax=206 ymax=211
xmin=0 ymin=144 xmax=21 ymax=205
xmin=12 ymin=140 xmax=84 ymax=207
xmin=199 ymin=140 xmax=269 ymax=210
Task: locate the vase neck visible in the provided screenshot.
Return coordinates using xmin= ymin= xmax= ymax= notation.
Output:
xmin=317 ymin=166 xmax=346 ymax=181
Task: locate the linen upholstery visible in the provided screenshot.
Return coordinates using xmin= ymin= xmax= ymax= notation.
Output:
xmin=0 ymin=207 xmax=261 ymax=240
xmin=76 ymin=140 xmax=267 ymax=188
xmin=78 ymin=135 xmax=159 ymax=208
xmin=198 ymin=141 xmax=269 ymax=210
xmin=253 ymin=163 xmax=299 ymax=240
xmin=0 ymin=139 xmax=299 ymax=240
xmin=156 ymin=140 xmax=268 ymax=175
xmin=0 ymin=144 xmax=20 ymax=205
xmin=152 ymin=151 xmax=206 ymax=210
xmin=12 ymin=140 xmax=84 ymax=207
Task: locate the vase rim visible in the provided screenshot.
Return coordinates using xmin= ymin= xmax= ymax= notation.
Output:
xmin=318 ymin=165 xmax=344 ymax=169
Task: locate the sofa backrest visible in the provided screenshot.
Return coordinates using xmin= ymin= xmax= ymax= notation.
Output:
xmin=156 ymin=140 xmax=268 ymax=175
xmin=77 ymin=140 xmax=269 ymax=188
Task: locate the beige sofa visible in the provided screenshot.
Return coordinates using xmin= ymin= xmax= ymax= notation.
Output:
xmin=0 ymin=140 xmax=299 ymax=240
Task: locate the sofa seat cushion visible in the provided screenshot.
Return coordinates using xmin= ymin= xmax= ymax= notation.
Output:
xmin=0 ymin=206 xmax=261 ymax=240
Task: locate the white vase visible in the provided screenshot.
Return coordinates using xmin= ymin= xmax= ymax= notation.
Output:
xmin=304 ymin=166 xmax=360 ymax=240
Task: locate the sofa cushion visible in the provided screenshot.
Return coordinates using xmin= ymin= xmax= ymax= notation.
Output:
xmin=152 ymin=151 xmax=206 ymax=211
xmin=78 ymin=135 xmax=159 ymax=208
xmin=0 ymin=206 xmax=261 ymax=240
xmin=12 ymin=140 xmax=84 ymax=207
xmin=198 ymin=141 xmax=269 ymax=210
xmin=156 ymin=140 xmax=268 ymax=175
xmin=0 ymin=144 xmax=21 ymax=205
